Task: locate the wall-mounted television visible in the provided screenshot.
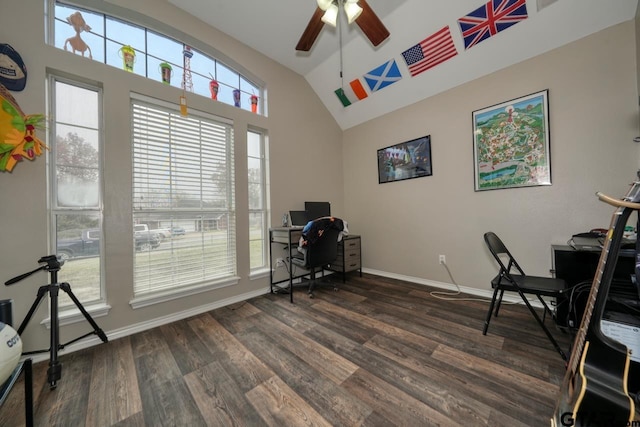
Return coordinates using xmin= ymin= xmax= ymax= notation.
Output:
xmin=377 ymin=135 xmax=432 ymax=184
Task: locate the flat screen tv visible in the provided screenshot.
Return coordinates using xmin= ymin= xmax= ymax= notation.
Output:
xmin=377 ymin=135 xmax=432 ymax=184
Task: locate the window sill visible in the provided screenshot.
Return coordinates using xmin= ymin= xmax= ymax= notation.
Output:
xmin=249 ymin=267 xmax=270 ymax=280
xmin=129 ymin=276 xmax=240 ymax=309
xmin=42 ymin=302 xmax=111 ymax=328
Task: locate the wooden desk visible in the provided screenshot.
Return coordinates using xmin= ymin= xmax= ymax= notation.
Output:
xmin=269 ymin=227 xmax=361 ymax=303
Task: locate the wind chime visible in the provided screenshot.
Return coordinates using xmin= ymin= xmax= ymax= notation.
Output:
xmin=180 ymin=46 xmax=194 ymax=116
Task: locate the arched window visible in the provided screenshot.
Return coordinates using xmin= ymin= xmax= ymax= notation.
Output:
xmin=51 ymin=1 xmax=263 ymax=114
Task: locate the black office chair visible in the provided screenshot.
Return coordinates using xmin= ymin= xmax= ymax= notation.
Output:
xmin=483 ymin=231 xmax=569 ymax=361
xmin=291 ymin=219 xmax=342 ymax=298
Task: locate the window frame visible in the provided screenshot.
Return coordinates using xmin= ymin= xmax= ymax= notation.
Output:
xmin=50 ymin=0 xmax=264 ymax=114
xmin=247 ymin=128 xmax=270 ymax=274
xmin=130 ymin=93 xmax=239 ymax=308
xmin=47 ymin=73 xmax=106 ymax=310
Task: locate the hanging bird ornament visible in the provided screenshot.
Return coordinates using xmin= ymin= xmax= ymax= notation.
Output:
xmin=0 ymin=83 xmax=47 ymax=172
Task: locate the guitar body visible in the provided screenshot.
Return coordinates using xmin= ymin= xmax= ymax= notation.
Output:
xmin=553 ymin=340 xmax=635 ymax=426
xmin=551 ymin=181 xmax=640 ymax=427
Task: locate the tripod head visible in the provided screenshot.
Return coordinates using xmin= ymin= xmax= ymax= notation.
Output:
xmin=4 ymin=255 xmax=65 ymax=286
xmin=38 ymin=255 xmax=64 ymax=272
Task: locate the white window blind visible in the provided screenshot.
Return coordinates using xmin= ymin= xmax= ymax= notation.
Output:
xmin=132 ymin=97 xmax=236 ymax=296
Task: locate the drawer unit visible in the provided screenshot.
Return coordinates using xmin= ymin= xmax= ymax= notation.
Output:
xmin=328 ymin=235 xmax=362 ymax=281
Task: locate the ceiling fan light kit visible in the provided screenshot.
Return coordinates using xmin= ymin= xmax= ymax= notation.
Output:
xmin=344 ymin=2 xmax=363 ymax=24
xmin=316 ymin=0 xmax=333 ymax=11
xmin=321 ymin=4 xmax=339 ymax=26
xmin=297 ymin=0 xmax=390 ymax=52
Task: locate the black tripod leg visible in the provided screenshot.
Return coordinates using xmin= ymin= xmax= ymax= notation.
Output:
xmin=47 ymin=286 xmax=61 ymax=389
xmin=16 ymin=285 xmax=49 ymax=336
xmin=59 ymin=283 xmax=108 ymax=343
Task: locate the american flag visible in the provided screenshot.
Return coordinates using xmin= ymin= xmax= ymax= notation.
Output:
xmin=458 ymin=0 xmax=528 ymax=50
xmin=401 ymin=26 xmax=457 ymax=77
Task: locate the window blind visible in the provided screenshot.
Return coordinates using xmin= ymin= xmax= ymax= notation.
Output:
xmin=132 ymin=98 xmax=236 ymax=296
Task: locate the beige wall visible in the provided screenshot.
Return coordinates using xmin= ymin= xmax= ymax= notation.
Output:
xmin=1 ymin=1 xmax=639 ymax=353
xmin=0 ymin=0 xmax=343 ymax=352
xmin=343 ymin=21 xmax=640 ymax=296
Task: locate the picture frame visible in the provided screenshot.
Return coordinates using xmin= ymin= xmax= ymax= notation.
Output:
xmin=377 ymin=135 xmax=432 ymax=184
xmin=472 ymin=90 xmax=551 ymax=191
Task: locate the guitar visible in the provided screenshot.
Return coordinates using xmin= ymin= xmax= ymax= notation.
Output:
xmin=551 ymin=180 xmax=639 ymax=427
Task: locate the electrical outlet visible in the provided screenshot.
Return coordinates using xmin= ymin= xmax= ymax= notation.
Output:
xmin=439 ymin=255 xmax=446 ymax=265
xmin=276 ymin=258 xmax=284 ymax=267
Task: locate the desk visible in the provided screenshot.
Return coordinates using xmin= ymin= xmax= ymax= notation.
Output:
xmin=269 ymin=227 xmax=361 ymax=303
xmin=0 ymin=359 xmax=33 ymax=426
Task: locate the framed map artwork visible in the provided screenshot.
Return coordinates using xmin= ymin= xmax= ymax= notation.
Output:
xmin=472 ymin=90 xmax=551 ymax=191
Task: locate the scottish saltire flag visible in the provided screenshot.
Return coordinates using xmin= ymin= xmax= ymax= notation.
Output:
xmin=458 ymin=0 xmax=528 ymax=50
xmin=335 ymin=78 xmax=368 ymax=107
xmin=401 ymin=26 xmax=457 ymax=77
xmin=363 ymin=59 xmax=402 ymax=92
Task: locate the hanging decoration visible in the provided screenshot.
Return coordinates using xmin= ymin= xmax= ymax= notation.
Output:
xmin=180 ymin=95 xmax=188 ymax=117
xmin=181 ymin=46 xmax=194 ymax=92
xmin=0 ymin=44 xmax=27 ymax=91
xmin=0 ymin=83 xmax=47 ymax=172
xmin=118 ymin=45 xmax=136 ymax=72
xmin=209 ymin=77 xmax=219 ymax=100
xmin=64 ymin=12 xmax=93 ymax=59
xmin=250 ymin=94 xmax=258 ymax=113
xmin=179 ymin=46 xmax=194 ymax=117
xmin=159 ymin=62 xmax=172 ymax=85
xmin=233 ymin=89 xmax=241 ymax=107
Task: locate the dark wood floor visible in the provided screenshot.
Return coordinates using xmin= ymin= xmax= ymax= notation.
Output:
xmin=0 ymin=273 xmax=573 ymax=426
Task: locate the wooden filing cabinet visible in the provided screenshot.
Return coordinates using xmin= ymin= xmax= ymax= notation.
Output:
xmin=327 ymin=235 xmax=362 ymax=282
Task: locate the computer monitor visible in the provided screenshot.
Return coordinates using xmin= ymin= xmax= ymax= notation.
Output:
xmin=305 ymin=201 xmax=331 ymax=221
xmin=289 ymin=210 xmax=309 ymax=227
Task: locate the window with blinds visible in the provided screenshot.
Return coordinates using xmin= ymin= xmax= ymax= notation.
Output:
xmin=132 ymin=95 xmax=236 ymax=299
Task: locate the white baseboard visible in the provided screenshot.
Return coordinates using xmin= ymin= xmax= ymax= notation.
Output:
xmin=24 ymin=286 xmax=272 ymax=364
xmin=361 ymin=267 xmax=545 ymax=308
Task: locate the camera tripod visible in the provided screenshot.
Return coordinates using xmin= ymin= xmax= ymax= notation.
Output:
xmin=5 ymin=255 xmax=108 ymax=389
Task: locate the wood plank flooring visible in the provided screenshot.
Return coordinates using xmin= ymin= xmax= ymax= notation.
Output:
xmin=0 ymin=273 xmax=573 ymax=426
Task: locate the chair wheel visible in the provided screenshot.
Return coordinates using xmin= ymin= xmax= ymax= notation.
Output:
xmin=309 ymin=293 xmax=314 ymax=298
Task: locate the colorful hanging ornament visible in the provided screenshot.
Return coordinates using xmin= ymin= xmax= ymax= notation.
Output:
xmin=250 ymin=94 xmax=258 ymax=113
xmin=179 ymin=95 xmax=188 ymax=117
xmin=159 ymin=62 xmax=172 ymax=85
xmin=233 ymin=89 xmax=240 ymax=107
xmin=0 ymin=83 xmax=47 ymax=172
xmin=118 ymin=45 xmax=136 ymax=72
xmin=209 ymin=75 xmax=219 ymax=100
xmin=181 ymin=46 xmax=193 ymax=92
xmin=64 ymin=11 xmax=93 ymax=59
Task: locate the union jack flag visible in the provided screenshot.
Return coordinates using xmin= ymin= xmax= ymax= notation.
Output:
xmin=458 ymin=0 xmax=528 ymax=50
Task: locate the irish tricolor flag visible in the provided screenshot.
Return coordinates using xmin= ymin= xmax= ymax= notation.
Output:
xmin=335 ymin=78 xmax=368 ymax=107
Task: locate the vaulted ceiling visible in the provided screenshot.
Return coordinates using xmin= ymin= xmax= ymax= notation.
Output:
xmin=170 ymin=0 xmax=638 ymax=129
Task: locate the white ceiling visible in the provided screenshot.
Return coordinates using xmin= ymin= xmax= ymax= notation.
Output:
xmin=170 ymin=0 xmax=638 ymax=129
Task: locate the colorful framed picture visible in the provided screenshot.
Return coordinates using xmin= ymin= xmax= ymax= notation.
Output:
xmin=472 ymin=90 xmax=551 ymax=191
xmin=377 ymin=135 xmax=432 ymax=184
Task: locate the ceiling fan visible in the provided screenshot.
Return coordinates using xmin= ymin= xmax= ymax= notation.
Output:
xmin=295 ymin=0 xmax=390 ymax=52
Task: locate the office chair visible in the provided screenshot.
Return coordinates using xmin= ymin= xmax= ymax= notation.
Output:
xmin=291 ymin=219 xmax=342 ymax=298
xmin=483 ymin=231 xmax=569 ymax=361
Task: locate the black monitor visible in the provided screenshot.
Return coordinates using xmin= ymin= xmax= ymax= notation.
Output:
xmin=305 ymin=201 xmax=331 ymax=221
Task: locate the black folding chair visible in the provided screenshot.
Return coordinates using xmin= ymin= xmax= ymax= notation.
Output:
xmin=483 ymin=231 xmax=569 ymax=361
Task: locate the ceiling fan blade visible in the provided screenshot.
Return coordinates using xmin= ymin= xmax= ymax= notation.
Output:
xmin=296 ymin=7 xmax=325 ymax=51
xmin=355 ymin=0 xmax=390 ymax=47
